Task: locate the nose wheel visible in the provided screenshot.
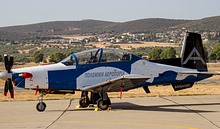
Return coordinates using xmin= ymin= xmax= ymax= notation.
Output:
xmin=36 ymin=93 xmax=47 ymax=112
xmin=36 ymin=102 xmax=46 ymax=112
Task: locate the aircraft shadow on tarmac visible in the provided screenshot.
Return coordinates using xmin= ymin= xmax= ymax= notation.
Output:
xmin=64 ymin=102 xmax=220 ymax=113
xmin=109 ymin=102 xmax=220 ymax=113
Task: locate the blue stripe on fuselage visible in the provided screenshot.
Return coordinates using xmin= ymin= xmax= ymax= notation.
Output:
xmin=48 ymin=60 xmax=133 ymax=90
xmin=134 ymin=71 xmax=212 ymax=89
xmin=48 ymin=69 xmax=77 ymax=90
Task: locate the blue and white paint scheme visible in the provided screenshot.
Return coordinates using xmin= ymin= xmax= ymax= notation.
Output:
xmin=0 ymin=32 xmax=219 ymax=111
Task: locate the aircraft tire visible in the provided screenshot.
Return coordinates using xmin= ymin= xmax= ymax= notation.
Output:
xmin=36 ymin=102 xmax=46 ymax=112
xmin=79 ymin=97 xmax=90 ymax=108
xmin=97 ymin=98 xmax=109 ymax=110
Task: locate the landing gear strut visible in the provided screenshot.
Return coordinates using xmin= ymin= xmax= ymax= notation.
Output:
xmin=79 ymin=91 xmax=90 ymax=108
xmin=36 ymin=93 xmax=46 ymax=112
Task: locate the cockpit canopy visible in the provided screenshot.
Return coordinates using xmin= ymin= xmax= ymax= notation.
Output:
xmin=61 ymin=48 xmax=136 ymax=66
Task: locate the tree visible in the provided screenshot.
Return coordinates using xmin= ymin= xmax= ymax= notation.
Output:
xmin=148 ymin=48 xmax=162 ymax=60
xmin=203 ymin=46 xmax=208 ymax=61
xmin=161 ymin=47 xmax=176 ymax=59
xmin=33 ymin=51 xmax=44 ymax=63
xmin=209 ymin=45 xmax=220 ymax=60
xmin=209 ymin=53 xmax=216 ymax=60
xmin=49 ymin=52 xmax=66 ymax=63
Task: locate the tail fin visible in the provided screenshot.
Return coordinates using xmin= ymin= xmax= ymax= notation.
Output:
xmin=181 ymin=32 xmax=207 ymax=71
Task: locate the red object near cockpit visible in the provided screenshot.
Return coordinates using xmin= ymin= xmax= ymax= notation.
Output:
xmin=22 ymin=72 xmax=33 ymax=78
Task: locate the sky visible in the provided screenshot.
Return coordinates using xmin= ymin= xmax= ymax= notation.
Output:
xmin=0 ymin=0 xmax=220 ymax=27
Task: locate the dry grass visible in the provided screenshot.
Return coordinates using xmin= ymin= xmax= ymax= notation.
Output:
xmin=1 ymin=83 xmax=220 ymax=102
xmin=89 ymin=42 xmax=180 ymax=50
xmin=116 ymin=42 xmax=180 ymax=50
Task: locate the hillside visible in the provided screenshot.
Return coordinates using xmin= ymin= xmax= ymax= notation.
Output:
xmin=173 ymin=16 xmax=220 ymax=32
xmin=105 ymin=18 xmax=190 ymax=33
xmin=0 ymin=20 xmax=115 ymax=34
xmin=0 ymin=16 xmax=220 ymax=41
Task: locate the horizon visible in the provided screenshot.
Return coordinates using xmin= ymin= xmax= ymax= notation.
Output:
xmin=1 ymin=0 xmax=220 ymax=27
xmin=1 ymin=15 xmax=220 ymax=28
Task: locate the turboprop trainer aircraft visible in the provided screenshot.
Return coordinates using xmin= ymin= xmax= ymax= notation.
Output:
xmin=0 ymin=32 xmax=219 ymax=112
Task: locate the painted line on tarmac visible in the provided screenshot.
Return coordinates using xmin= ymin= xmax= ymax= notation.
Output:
xmin=0 ymin=119 xmax=199 ymax=129
xmin=58 ymin=120 xmax=199 ymax=129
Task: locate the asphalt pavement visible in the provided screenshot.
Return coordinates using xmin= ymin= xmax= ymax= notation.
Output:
xmin=0 ymin=95 xmax=220 ymax=129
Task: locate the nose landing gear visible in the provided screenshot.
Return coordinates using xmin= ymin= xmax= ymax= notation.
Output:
xmin=36 ymin=93 xmax=46 ymax=112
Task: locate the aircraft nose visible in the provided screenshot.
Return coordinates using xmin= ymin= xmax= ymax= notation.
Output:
xmin=0 ymin=71 xmax=12 ymax=80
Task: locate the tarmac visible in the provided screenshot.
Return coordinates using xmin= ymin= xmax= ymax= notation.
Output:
xmin=0 ymin=95 xmax=220 ymax=129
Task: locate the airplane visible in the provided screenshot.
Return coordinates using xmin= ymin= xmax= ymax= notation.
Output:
xmin=0 ymin=32 xmax=219 ymax=112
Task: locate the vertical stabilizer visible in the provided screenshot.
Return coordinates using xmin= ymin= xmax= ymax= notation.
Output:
xmin=181 ymin=32 xmax=207 ymax=71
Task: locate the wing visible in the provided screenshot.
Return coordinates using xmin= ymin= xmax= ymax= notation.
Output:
xmin=80 ymin=74 xmax=150 ymax=92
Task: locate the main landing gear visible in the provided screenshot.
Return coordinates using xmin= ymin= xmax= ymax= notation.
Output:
xmin=97 ymin=92 xmax=111 ymax=110
xmin=79 ymin=91 xmax=90 ymax=108
xmin=36 ymin=93 xmax=46 ymax=112
xmin=79 ymin=91 xmax=111 ymax=110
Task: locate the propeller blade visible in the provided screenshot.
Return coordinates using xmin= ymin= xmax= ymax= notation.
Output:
xmin=4 ymin=79 xmax=9 ymax=96
xmin=9 ymin=56 xmax=14 ymax=72
xmin=8 ymin=79 xmax=14 ymax=98
xmin=4 ymin=54 xmax=9 ymax=72
xmin=4 ymin=78 xmax=14 ymax=98
xmin=3 ymin=54 xmax=13 ymax=73
xmin=3 ymin=54 xmax=14 ymax=98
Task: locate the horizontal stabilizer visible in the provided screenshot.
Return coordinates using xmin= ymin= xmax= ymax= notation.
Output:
xmin=179 ymin=71 xmax=220 ymax=75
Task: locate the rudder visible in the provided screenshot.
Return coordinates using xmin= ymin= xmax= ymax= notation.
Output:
xmin=181 ymin=32 xmax=207 ymax=71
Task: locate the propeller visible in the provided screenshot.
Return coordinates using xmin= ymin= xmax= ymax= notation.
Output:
xmin=3 ymin=54 xmax=14 ymax=98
